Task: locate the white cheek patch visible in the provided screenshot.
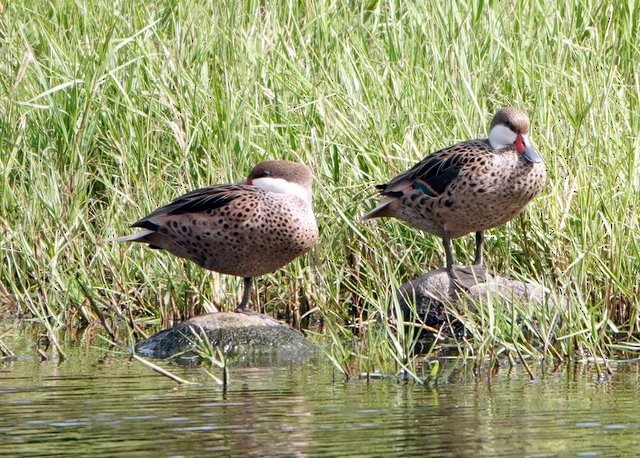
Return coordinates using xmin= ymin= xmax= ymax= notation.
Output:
xmin=489 ymin=124 xmax=517 ymax=150
xmin=251 ymin=177 xmax=312 ymax=203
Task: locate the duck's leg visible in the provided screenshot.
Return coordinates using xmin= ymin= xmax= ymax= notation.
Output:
xmin=473 ymin=231 xmax=484 ymax=266
xmin=443 ymin=236 xmax=457 ymax=278
xmin=235 ymin=277 xmax=253 ymax=312
xmin=445 ymin=234 xmax=487 ymax=289
xmin=443 ymin=236 xmax=476 ymax=290
xmin=465 ymin=231 xmax=489 ymax=282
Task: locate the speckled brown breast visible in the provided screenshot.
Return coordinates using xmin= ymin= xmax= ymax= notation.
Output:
xmin=140 ymin=190 xmax=318 ymax=277
xmin=393 ymin=144 xmax=546 ymax=239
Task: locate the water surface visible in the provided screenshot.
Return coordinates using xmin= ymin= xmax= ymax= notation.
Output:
xmin=1 ymin=344 xmax=639 ymax=456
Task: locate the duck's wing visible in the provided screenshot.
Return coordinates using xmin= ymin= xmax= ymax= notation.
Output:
xmin=378 ymin=139 xmax=492 ymax=197
xmin=132 ymin=184 xmax=259 ymax=229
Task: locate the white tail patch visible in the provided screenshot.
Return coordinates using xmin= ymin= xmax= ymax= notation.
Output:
xmin=107 ymin=229 xmax=155 ymax=243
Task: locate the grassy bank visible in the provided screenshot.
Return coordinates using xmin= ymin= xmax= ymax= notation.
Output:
xmin=1 ymin=0 xmax=639 ymax=375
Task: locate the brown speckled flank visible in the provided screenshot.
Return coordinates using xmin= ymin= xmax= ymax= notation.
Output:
xmin=115 ymin=160 xmax=318 ymax=311
xmin=365 ymin=108 xmax=546 ymax=276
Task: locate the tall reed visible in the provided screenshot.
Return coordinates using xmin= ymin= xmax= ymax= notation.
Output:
xmin=1 ymin=1 xmax=638 ymax=373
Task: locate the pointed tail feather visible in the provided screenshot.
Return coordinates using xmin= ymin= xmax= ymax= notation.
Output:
xmin=107 ymin=229 xmax=155 ymax=243
xmin=361 ymin=201 xmax=392 ymax=221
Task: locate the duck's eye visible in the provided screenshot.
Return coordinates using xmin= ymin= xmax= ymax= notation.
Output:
xmin=261 ymin=171 xmax=271 ymax=177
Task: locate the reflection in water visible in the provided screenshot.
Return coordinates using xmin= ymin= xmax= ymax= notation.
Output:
xmin=1 ymin=347 xmax=639 ymax=457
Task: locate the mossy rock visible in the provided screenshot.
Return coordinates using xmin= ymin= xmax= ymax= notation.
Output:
xmin=135 ymin=312 xmax=317 ymax=365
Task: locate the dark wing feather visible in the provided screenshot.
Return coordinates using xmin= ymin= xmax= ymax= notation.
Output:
xmin=132 ymin=184 xmax=256 ymax=227
xmin=379 ymin=139 xmax=491 ymax=196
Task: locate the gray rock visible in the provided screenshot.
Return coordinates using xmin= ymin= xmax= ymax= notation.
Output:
xmin=394 ymin=267 xmax=560 ymax=346
xmin=135 ymin=312 xmax=316 ymax=365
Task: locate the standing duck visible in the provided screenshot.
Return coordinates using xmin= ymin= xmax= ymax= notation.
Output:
xmin=112 ymin=160 xmax=318 ymax=311
xmin=364 ymin=107 xmax=546 ymax=279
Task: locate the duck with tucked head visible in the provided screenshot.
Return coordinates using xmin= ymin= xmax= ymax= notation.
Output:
xmin=112 ymin=160 xmax=318 ymax=311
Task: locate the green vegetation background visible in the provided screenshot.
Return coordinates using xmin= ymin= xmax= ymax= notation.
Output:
xmin=1 ymin=1 xmax=638 ymax=365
